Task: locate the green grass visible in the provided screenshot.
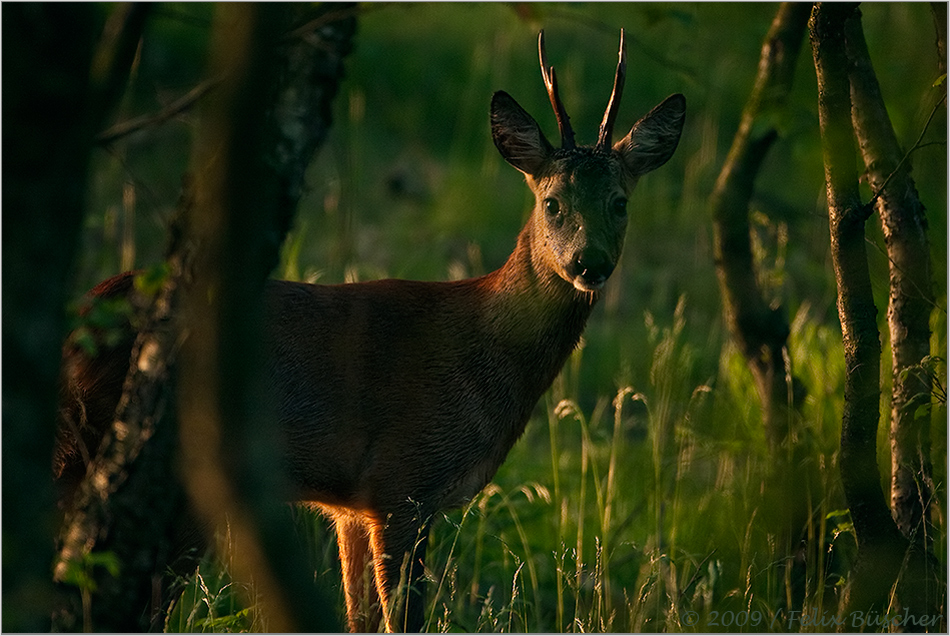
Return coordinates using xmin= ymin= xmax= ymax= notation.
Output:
xmin=164 ymin=296 xmax=943 ymax=632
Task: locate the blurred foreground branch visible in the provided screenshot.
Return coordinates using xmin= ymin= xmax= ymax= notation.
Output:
xmin=176 ymin=5 xmax=342 ymax=630
xmin=51 ymin=3 xmax=356 ymax=630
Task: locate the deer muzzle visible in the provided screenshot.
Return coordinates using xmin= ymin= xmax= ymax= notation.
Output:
xmin=567 ymin=248 xmax=615 ymax=292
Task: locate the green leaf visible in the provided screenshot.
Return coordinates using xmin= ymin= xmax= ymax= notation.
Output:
xmin=58 ymin=559 xmax=98 ymax=593
xmin=72 ymin=326 xmax=98 ymax=357
xmin=57 ymin=551 xmax=121 ymax=593
xmin=133 ymin=262 xmax=171 ymax=297
xmin=825 ymin=509 xmax=850 ymax=519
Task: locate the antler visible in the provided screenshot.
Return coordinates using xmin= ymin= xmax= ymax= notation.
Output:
xmin=596 ymin=29 xmax=627 ymax=151
xmin=538 ymin=30 xmax=576 ymax=149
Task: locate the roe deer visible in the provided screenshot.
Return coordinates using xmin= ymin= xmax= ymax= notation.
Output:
xmin=54 ymin=31 xmax=685 ymax=632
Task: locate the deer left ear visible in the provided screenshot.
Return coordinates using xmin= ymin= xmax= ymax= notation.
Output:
xmin=491 ymin=91 xmax=555 ymax=176
xmin=614 ymin=93 xmax=686 ymax=177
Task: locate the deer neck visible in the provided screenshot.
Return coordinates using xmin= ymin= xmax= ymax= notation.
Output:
xmin=480 ymin=222 xmax=597 ymax=390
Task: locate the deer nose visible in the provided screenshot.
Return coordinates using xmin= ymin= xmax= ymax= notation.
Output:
xmin=568 ymin=249 xmax=615 ymax=290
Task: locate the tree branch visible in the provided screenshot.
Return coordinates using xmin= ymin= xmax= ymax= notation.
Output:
xmin=88 ymin=4 xmax=151 ymax=127
xmin=865 ymin=92 xmax=946 ymax=211
xmin=96 ymin=76 xmax=221 ymax=146
xmin=709 ymin=2 xmax=810 ymax=448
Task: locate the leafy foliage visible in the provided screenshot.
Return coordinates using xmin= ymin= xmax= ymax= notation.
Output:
xmin=67 ymin=295 xmax=134 ymax=357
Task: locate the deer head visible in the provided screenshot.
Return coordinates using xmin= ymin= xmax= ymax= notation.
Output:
xmin=491 ymin=30 xmax=686 ymax=293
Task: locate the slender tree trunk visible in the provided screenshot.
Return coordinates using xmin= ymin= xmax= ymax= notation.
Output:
xmin=710 ymin=2 xmax=810 ymax=451
xmin=843 ymin=8 xmax=945 ymax=624
xmin=844 ymin=5 xmax=936 ymax=553
xmin=810 ymin=3 xmax=928 ymax=622
xmin=52 ymin=234 xmax=192 ymax=632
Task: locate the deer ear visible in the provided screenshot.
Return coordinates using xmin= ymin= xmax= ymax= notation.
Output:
xmin=613 ymin=93 xmax=686 ymax=177
xmin=491 ymin=91 xmax=555 ymax=176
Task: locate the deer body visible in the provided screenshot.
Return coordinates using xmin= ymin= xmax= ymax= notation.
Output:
xmin=268 ymin=254 xmax=592 ymax=514
xmin=55 ymin=32 xmax=685 ymax=632
xmin=267 ymin=232 xmax=597 ymax=632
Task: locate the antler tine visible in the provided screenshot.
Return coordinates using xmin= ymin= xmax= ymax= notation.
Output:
xmin=538 ymin=30 xmax=576 ymax=149
xmin=596 ymin=29 xmax=627 ymax=151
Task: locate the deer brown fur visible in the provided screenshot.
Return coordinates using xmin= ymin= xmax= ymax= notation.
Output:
xmin=54 ymin=31 xmax=685 ymax=632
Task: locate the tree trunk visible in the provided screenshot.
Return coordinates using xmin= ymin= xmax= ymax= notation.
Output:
xmin=709 ymin=3 xmax=818 ymax=613
xmin=2 ymin=5 xmax=147 ymax=630
xmin=843 ymin=7 xmax=944 ymax=624
xmin=176 ymin=5 xmax=341 ymax=631
xmin=845 ymin=2 xmax=936 ymax=553
xmin=52 ymin=242 xmax=192 ymax=632
xmin=710 ymin=2 xmax=811 ymax=451
xmin=809 ymin=2 xmax=916 ymax=621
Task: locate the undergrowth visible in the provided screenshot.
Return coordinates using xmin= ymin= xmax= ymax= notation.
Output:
xmin=165 ymin=298 xmax=946 ymax=632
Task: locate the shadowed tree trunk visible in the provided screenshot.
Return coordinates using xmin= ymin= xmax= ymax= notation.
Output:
xmin=51 ymin=4 xmax=356 ymax=631
xmin=2 ymin=5 xmax=148 ymax=631
xmin=52 ymin=224 xmax=192 ymax=633
xmin=809 ymin=3 xmax=933 ymax=624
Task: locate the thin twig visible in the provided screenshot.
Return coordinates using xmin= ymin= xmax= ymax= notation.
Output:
xmin=95 ymin=5 xmax=367 ymax=146
xmin=866 ymin=92 xmax=947 ymax=210
xmin=96 ymin=76 xmax=222 ymax=146
xmin=864 ymin=235 xmax=946 ymax=314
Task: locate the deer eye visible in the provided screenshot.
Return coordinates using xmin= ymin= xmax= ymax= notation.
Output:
xmin=543 ymin=198 xmax=560 ymax=217
xmin=612 ymin=197 xmax=628 ymax=217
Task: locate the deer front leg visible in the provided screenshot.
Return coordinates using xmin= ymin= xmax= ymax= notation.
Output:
xmin=368 ymin=511 xmax=431 ymax=632
xmin=335 ymin=512 xmax=382 ymax=632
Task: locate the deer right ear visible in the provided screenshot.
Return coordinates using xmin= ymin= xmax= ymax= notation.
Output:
xmin=491 ymin=91 xmax=554 ymax=176
xmin=614 ymin=93 xmax=686 ymax=178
